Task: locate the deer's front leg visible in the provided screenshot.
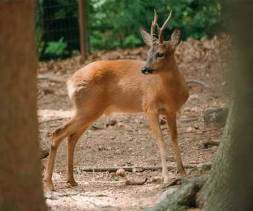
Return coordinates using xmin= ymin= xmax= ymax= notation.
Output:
xmin=166 ymin=113 xmax=186 ymax=176
xmin=146 ymin=111 xmax=169 ymax=183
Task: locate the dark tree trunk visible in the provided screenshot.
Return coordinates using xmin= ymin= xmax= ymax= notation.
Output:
xmin=199 ymin=1 xmax=253 ymax=210
xmin=199 ymin=109 xmax=234 ymax=210
xmin=79 ymin=0 xmax=89 ymax=64
xmin=0 ymin=1 xmax=47 ymax=210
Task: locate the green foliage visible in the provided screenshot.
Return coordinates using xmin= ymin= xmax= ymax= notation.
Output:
xmin=36 ymin=0 xmax=223 ymax=58
xmin=44 ymin=38 xmax=69 ymax=59
xmin=123 ymin=35 xmax=142 ymax=48
xmin=36 ymin=0 xmax=78 ymax=60
xmin=88 ymin=0 xmax=222 ymax=50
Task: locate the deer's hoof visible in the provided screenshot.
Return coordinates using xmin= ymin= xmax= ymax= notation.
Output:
xmin=67 ymin=179 xmax=78 ymax=187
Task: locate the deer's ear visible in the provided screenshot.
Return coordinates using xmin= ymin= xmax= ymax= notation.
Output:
xmin=140 ymin=29 xmax=153 ymax=47
xmin=170 ymin=28 xmax=181 ymax=49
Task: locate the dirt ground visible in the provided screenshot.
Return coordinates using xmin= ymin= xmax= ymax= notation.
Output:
xmin=38 ymin=34 xmax=231 ymax=210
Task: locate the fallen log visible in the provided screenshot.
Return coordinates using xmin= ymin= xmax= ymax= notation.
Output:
xmin=78 ymin=164 xmax=206 ymax=173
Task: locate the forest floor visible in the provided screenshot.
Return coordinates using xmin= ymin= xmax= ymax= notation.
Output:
xmin=38 ymin=34 xmax=231 ymax=210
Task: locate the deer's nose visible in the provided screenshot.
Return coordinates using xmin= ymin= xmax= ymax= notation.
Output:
xmin=141 ymin=66 xmax=154 ymax=74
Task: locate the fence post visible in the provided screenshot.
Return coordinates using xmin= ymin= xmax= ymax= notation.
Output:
xmin=78 ymin=0 xmax=88 ymax=64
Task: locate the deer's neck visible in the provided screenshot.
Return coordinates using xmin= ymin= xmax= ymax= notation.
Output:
xmin=160 ymin=56 xmax=179 ymax=80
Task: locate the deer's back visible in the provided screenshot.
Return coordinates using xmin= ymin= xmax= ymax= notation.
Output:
xmin=67 ymin=60 xmax=148 ymax=113
xmin=67 ymin=59 xmax=188 ymax=114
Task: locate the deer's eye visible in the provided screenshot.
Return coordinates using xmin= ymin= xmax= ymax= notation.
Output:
xmin=156 ymin=52 xmax=165 ymax=58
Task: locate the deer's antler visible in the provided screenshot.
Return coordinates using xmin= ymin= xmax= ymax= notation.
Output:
xmin=157 ymin=10 xmax=172 ymax=43
xmin=150 ymin=10 xmax=158 ymax=45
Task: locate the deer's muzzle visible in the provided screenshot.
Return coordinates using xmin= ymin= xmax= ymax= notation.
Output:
xmin=141 ymin=66 xmax=154 ymax=74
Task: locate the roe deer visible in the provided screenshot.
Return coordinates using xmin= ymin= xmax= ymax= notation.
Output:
xmin=44 ymin=11 xmax=190 ymax=191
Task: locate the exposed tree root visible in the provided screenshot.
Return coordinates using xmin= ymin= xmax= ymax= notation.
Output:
xmin=149 ymin=175 xmax=208 ymax=211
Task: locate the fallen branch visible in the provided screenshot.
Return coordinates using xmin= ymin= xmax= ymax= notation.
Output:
xmin=38 ymin=74 xmax=66 ymax=83
xmin=78 ymin=164 xmax=199 ymax=173
xmin=186 ymin=79 xmax=209 ymax=89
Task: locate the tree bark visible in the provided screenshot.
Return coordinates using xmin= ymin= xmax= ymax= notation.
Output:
xmin=199 ymin=1 xmax=253 ymax=210
xmin=198 ymin=108 xmax=234 ymax=210
xmin=78 ymin=0 xmax=89 ymax=64
xmin=0 ymin=1 xmax=47 ymax=210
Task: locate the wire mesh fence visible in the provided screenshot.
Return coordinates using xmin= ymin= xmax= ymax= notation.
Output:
xmin=36 ymin=0 xmax=80 ymax=60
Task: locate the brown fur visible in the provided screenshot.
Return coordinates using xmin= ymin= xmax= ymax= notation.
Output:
xmin=44 ymin=14 xmax=189 ymax=191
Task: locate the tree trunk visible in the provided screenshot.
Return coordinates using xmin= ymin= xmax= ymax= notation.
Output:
xmin=198 ymin=108 xmax=234 ymax=210
xmin=199 ymin=1 xmax=253 ymax=210
xmin=79 ymin=0 xmax=89 ymax=64
xmin=0 ymin=1 xmax=47 ymax=210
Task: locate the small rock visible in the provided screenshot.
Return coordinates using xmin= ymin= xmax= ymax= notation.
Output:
xmin=194 ymin=124 xmax=199 ymax=130
xmin=116 ymin=168 xmax=126 ymax=177
xmin=186 ymin=127 xmax=193 ymax=133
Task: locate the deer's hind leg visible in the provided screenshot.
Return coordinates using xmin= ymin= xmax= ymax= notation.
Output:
xmin=66 ymin=107 xmax=108 ymax=187
xmin=66 ymin=128 xmax=85 ymax=187
xmin=44 ymin=108 xmax=103 ymax=190
xmin=44 ymin=116 xmax=85 ymax=191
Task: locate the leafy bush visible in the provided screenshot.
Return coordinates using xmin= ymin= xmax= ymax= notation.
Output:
xmin=36 ymin=0 xmax=223 ymax=58
xmin=36 ymin=0 xmax=78 ymax=60
xmin=123 ymin=35 xmax=142 ymax=48
xmin=88 ymin=0 xmax=222 ymax=50
xmin=43 ymin=38 xmax=69 ymax=59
